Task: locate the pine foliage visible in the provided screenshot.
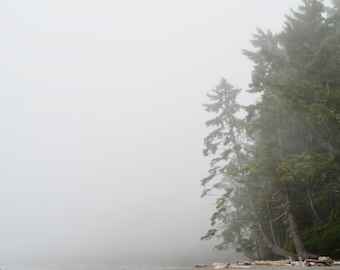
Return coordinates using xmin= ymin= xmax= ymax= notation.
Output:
xmin=202 ymin=0 xmax=340 ymax=260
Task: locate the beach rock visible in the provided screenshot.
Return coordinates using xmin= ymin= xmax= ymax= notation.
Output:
xmin=212 ymin=262 xmax=230 ymax=269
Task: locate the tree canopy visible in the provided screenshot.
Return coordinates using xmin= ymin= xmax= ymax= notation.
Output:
xmin=202 ymin=0 xmax=340 ymax=260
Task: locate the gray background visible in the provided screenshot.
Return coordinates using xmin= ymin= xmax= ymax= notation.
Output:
xmin=0 ymin=0 xmax=300 ymax=266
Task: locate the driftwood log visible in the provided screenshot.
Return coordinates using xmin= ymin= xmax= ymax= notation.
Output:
xmin=213 ymin=262 xmax=230 ymax=269
xmin=210 ymin=257 xmax=336 ymax=268
xmin=254 ymin=259 xmax=291 ymax=266
xmin=305 ymin=257 xmax=333 ymax=266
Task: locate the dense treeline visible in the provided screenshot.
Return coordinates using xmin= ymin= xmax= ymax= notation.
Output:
xmin=201 ymin=0 xmax=340 ymax=260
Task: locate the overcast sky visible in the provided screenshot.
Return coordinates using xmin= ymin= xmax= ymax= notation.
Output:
xmin=0 ymin=0 xmax=300 ymax=267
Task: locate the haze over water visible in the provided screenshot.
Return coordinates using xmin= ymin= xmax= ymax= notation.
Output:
xmin=0 ymin=0 xmax=300 ymax=267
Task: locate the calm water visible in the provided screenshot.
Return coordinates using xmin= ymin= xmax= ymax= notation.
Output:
xmin=1 ymin=265 xmax=165 ymax=270
xmin=2 ymin=264 xmax=340 ymax=270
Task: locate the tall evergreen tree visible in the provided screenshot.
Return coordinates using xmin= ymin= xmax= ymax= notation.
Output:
xmin=202 ymin=0 xmax=340 ymax=260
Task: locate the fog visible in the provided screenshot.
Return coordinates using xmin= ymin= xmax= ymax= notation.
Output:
xmin=0 ymin=0 xmax=299 ymax=267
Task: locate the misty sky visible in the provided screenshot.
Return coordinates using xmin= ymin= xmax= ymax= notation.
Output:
xmin=1 ymin=0 xmax=300 ymax=266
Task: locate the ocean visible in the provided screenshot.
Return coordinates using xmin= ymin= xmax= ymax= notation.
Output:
xmin=1 ymin=264 xmax=340 ymax=270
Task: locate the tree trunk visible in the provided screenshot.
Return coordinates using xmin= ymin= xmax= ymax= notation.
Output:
xmin=263 ymin=186 xmax=279 ymax=246
xmin=284 ymin=193 xmax=318 ymax=259
xmin=230 ymin=125 xmax=296 ymax=259
xmin=278 ymin=108 xmax=317 ymax=259
xmin=246 ymin=184 xmax=297 ymax=259
xmin=307 ymin=186 xmax=325 ymax=225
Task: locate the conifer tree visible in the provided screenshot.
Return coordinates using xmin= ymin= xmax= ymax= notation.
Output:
xmin=202 ymin=0 xmax=340 ymax=259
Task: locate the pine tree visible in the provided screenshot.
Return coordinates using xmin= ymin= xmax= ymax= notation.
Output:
xmin=202 ymin=0 xmax=340 ymax=259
